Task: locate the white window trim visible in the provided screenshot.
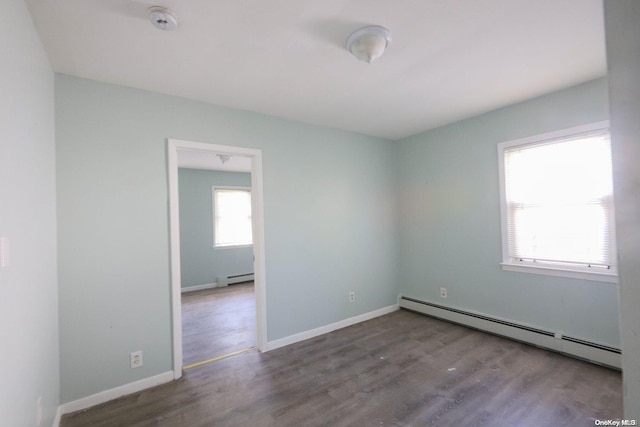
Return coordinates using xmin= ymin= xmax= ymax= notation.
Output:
xmin=497 ymin=121 xmax=618 ymax=284
xmin=212 ymin=185 xmax=253 ymax=249
xmin=214 ymin=244 xmax=253 ymax=250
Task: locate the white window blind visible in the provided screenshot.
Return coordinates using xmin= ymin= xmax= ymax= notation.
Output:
xmin=213 ymin=188 xmax=253 ymax=247
xmin=503 ymin=130 xmax=615 ymax=270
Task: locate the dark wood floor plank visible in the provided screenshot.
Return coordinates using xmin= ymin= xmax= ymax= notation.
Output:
xmin=181 ymin=282 xmax=255 ymax=365
xmin=61 ymin=309 xmax=622 ymax=426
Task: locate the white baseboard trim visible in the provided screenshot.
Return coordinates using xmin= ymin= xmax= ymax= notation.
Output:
xmin=266 ymin=304 xmax=399 ymax=351
xmin=181 ymin=283 xmax=218 ymax=293
xmin=399 ymin=296 xmax=621 ymax=369
xmin=57 ymin=371 xmax=174 ymax=416
xmin=52 ymin=406 xmax=62 ymax=427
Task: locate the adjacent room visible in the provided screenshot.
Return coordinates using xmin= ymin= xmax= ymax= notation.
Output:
xmin=1 ymin=0 xmax=639 ymax=426
xmin=177 ymin=151 xmax=257 ymax=367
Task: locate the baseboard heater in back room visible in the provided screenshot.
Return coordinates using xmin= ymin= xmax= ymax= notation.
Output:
xmin=399 ymin=295 xmax=621 ymax=369
xmin=218 ymin=273 xmax=254 ymax=287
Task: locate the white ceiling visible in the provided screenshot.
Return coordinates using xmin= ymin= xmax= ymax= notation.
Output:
xmin=177 ymin=149 xmax=251 ymax=172
xmin=25 ymin=0 xmax=606 ymax=140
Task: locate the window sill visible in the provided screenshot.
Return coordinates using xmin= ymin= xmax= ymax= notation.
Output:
xmin=213 ymin=244 xmax=253 ymax=250
xmin=500 ymin=262 xmax=618 ymax=283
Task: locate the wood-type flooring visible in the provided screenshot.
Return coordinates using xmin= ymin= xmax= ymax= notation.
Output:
xmin=181 ymin=282 xmax=256 ymax=366
xmin=61 ymin=309 xmax=622 ymax=426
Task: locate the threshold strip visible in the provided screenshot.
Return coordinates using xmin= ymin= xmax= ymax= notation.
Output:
xmin=183 ymin=346 xmax=257 ymax=371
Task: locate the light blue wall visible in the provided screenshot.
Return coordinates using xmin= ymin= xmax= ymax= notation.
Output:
xmin=54 ymin=57 xmax=621 ymax=406
xmin=397 ymin=78 xmax=620 ymax=348
xmin=178 ymin=168 xmax=253 ymax=288
xmin=0 ymin=1 xmax=59 ymax=425
xmin=56 ymin=74 xmax=398 ymax=402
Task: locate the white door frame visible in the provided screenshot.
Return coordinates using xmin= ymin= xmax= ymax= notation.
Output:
xmin=167 ymin=138 xmax=267 ymax=379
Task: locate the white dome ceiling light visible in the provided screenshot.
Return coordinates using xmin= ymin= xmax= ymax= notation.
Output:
xmin=148 ymin=6 xmax=178 ymax=31
xmin=346 ymin=25 xmax=392 ymax=64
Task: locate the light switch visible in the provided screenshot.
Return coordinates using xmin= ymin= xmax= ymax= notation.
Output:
xmin=0 ymin=237 xmax=9 ymax=268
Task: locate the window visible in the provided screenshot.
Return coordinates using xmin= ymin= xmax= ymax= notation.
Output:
xmin=497 ymin=121 xmax=617 ymax=282
xmin=213 ymin=187 xmax=253 ymax=248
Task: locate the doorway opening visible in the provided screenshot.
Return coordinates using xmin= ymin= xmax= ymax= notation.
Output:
xmin=167 ymin=139 xmax=267 ymax=379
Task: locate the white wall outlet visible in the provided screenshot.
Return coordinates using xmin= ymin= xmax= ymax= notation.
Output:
xmin=349 ymin=291 xmax=355 ymax=303
xmin=440 ymin=288 xmax=448 ymax=298
xmin=130 ymin=350 xmax=143 ymax=368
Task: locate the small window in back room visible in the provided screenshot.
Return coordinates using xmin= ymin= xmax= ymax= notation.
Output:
xmin=213 ymin=187 xmax=252 ymax=248
xmin=497 ymin=122 xmax=617 ymax=282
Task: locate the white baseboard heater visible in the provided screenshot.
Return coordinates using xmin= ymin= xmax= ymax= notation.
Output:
xmin=217 ymin=273 xmax=254 ymax=287
xmin=399 ymin=295 xmax=621 ymax=369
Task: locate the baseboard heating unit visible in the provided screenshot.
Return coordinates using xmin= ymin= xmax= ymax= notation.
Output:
xmin=217 ymin=273 xmax=254 ymax=287
xmin=399 ymin=295 xmax=621 ymax=369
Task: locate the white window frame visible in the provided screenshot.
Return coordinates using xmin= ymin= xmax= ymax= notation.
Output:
xmin=497 ymin=121 xmax=618 ymax=283
xmin=212 ymin=186 xmax=253 ymax=249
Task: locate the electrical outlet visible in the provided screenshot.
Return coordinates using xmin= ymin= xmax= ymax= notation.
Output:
xmin=440 ymin=288 xmax=448 ymax=298
xmin=130 ymin=350 xmax=143 ymax=368
xmin=349 ymin=291 xmax=355 ymax=302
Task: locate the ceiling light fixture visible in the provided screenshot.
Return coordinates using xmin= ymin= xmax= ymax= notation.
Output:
xmin=148 ymin=6 xmax=178 ymax=31
xmin=346 ymin=25 xmax=392 ymax=64
xmin=217 ymin=154 xmax=232 ymax=164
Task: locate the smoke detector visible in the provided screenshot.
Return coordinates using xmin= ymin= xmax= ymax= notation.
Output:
xmin=148 ymin=6 xmax=178 ymax=31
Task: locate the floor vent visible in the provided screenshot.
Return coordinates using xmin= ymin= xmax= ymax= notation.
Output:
xmin=399 ymin=295 xmax=621 ymax=369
